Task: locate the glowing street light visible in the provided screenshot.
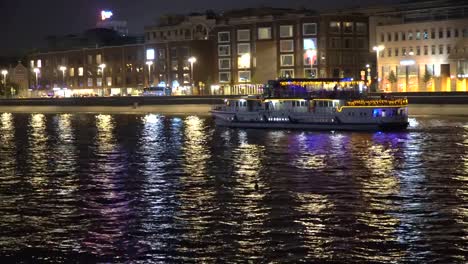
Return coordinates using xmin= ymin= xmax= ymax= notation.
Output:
xmin=98 ymin=64 xmax=106 ymax=87
xmin=188 ymin=57 xmax=197 ymax=94
xmin=33 ymin=68 xmax=40 ymax=88
xmin=146 ymin=60 xmax=153 ymax=86
xmin=372 ymin=45 xmax=385 ymax=91
xmin=1 ymin=69 xmax=7 ymax=85
xmin=59 ymin=66 xmax=67 ymax=87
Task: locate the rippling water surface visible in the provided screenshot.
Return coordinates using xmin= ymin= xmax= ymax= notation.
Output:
xmin=0 ymin=113 xmax=467 ymax=263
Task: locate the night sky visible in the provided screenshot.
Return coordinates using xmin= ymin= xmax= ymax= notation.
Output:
xmin=0 ymin=0 xmax=397 ymax=56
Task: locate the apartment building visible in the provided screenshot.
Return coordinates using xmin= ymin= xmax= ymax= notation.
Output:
xmin=212 ymin=8 xmax=370 ymax=95
xmin=368 ymin=0 xmax=468 ymax=92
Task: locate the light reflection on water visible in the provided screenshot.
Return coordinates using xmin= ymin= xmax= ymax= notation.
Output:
xmin=0 ymin=114 xmax=466 ymax=263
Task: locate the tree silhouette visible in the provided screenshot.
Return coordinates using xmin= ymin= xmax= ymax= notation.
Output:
xmin=387 ymin=70 xmax=397 ymax=91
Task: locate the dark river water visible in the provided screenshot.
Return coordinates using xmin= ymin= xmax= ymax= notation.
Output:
xmin=0 ymin=113 xmax=466 ymax=263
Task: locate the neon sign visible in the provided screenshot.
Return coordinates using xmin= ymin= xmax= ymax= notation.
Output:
xmin=101 ymin=10 xmax=113 ymax=21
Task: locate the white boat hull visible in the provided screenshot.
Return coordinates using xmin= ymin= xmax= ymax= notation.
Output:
xmin=211 ymin=110 xmax=408 ymax=131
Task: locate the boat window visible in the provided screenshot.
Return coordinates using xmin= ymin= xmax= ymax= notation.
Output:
xmin=292 ymin=101 xmax=295 ymax=107
xmin=373 ymin=109 xmax=380 ymax=117
xmin=235 ymin=102 xmax=239 ymax=107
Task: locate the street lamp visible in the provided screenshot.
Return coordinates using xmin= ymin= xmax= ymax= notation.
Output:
xmin=1 ymin=70 xmax=7 ymax=85
xmin=146 ymin=60 xmax=153 ymax=87
xmin=59 ymin=66 xmax=66 ymax=87
xmin=188 ymin=56 xmax=197 ymax=95
xmin=373 ymin=45 xmax=385 ymax=91
xmin=33 ymin=68 xmax=40 ymax=89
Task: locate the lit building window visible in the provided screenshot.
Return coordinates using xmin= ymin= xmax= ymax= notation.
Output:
xmin=97 ymin=77 xmax=102 ymax=87
xmin=280 ymin=54 xmax=294 ymax=66
xmin=96 ymin=54 xmax=102 ymax=65
xmin=219 ymin=72 xmax=230 ymax=83
xmin=78 ymin=67 xmax=84 ymax=76
xmin=69 ymin=68 xmax=75 ymax=77
xmin=218 ymin=32 xmax=230 ymax=43
xmin=329 ymin=22 xmax=340 ymax=33
xmin=416 ymin=30 xmax=421 ymax=40
xmin=238 ymin=71 xmax=251 ymax=82
xmin=280 ymin=25 xmax=293 ymax=38
xmin=88 ymin=78 xmax=93 ymax=87
xmin=183 ymin=73 xmax=190 ymax=84
xmin=343 ymin=22 xmax=353 ymax=33
xmin=303 ymin=23 xmax=317 ymax=35
xmin=37 ymin=60 xmax=42 ymax=68
xmin=30 ymin=60 xmax=34 ymax=68
xmin=304 ymin=68 xmax=317 ymax=78
xmin=171 ymin=60 xmax=178 ymax=71
xmin=237 ymin=29 xmax=250 ymax=41
xmin=280 ymin=69 xmax=294 ymax=78
xmin=238 ymin=54 xmax=250 ymax=69
xmin=258 ymin=27 xmax=272 ymax=40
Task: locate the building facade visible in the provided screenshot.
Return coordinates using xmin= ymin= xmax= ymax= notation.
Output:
xmin=212 ymin=8 xmax=371 ymax=95
xmin=28 ymin=44 xmax=147 ymax=97
xmin=28 ymin=8 xmax=372 ymax=97
xmin=144 ymin=13 xmax=217 ymax=95
xmin=368 ymin=0 xmax=468 ymax=92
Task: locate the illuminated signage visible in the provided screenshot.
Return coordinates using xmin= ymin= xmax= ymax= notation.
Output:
xmin=303 ymin=38 xmax=317 ymax=65
xmin=146 ymin=49 xmax=155 ymax=60
xmin=101 ymin=10 xmax=113 ymax=21
xmin=400 ymin=60 xmax=415 ymax=66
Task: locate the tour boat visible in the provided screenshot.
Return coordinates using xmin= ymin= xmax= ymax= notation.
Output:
xmin=211 ymin=78 xmax=409 ymax=131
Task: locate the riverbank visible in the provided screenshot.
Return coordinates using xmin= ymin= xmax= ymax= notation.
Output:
xmin=0 ymin=95 xmax=467 ymax=116
xmin=0 ymin=104 xmax=213 ymax=114
xmin=0 ymin=103 xmax=467 ymax=117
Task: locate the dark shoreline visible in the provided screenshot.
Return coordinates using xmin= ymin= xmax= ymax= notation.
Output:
xmin=0 ymin=93 xmax=468 ymax=106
